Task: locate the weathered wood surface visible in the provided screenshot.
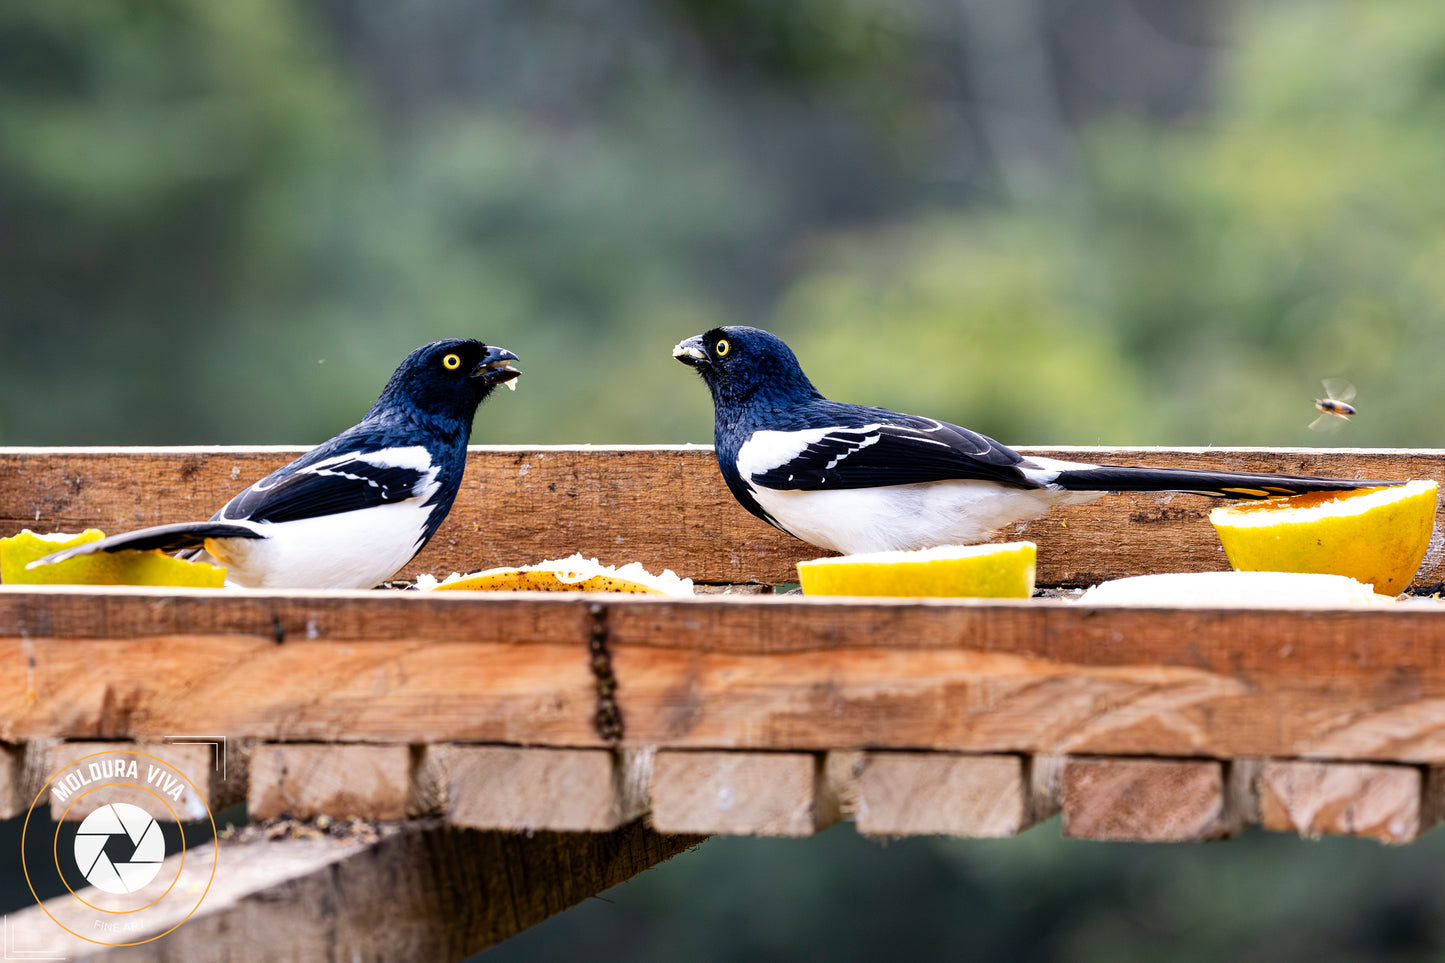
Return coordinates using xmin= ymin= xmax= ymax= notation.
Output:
xmin=24 ymin=737 xmax=1434 ymax=842
xmin=649 ymin=750 xmax=827 ymax=836
xmin=1061 ymin=757 xmax=1244 ymax=842
xmin=248 ymin=743 xmax=412 ymax=821
xmin=1253 ymin=759 xmax=1437 ymax=843
xmin=415 ymin=745 xmax=651 ymax=832
xmin=6 ymin=819 xmax=704 ymax=962
xmin=1 ymin=446 xmax=1439 ymax=586
xmin=0 ymin=741 xmax=21 ymax=818
xmin=837 ymin=751 xmax=1063 ymax=838
xmin=46 ymin=741 xmax=214 ymax=821
xmin=8 ymin=587 xmax=1445 ymax=763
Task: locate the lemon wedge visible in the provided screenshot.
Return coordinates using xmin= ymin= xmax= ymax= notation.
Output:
xmin=417 ymin=554 xmax=694 ymax=596
xmin=796 ymin=542 xmax=1036 ymax=598
xmin=1209 ymin=480 xmax=1437 ymax=596
xmin=0 ymin=529 xmax=227 ymax=587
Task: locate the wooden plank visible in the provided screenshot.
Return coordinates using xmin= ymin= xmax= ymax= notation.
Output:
xmin=1255 ymin=759 xmax=1432 ymax=843
xmin=1061 ymin=757 xmax=1242 ymax=842
xmin=248 ymin=744 xmax=411 ymax=821
xmin=417 ymin=745 xmax=650 ymax=832
xmin=6 ymin=818 xmax=705 ymax=961
xmin=12 ymin=588 xmax=1445 ymax=763
xmin=649 ymin=750 xmax=827 ymax=836
xmin=842 ymin=751 xmax=1061 ymax=838
xmin=0 ymin=445 xmax=794 ymax=587
xmin=2 ymin=446 xmax=1440 ymax=587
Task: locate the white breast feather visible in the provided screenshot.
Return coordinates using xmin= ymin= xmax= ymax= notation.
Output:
xmin=745 ymin=481 xmax=1100 ymax=554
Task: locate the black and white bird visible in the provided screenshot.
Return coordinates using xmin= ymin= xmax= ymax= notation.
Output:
xmin=674 ymin=325 xmax=1397 ymax=554
xmin=30 ymin=339 xmax=520 ymax=588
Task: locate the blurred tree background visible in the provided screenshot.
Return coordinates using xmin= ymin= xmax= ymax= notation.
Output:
xmin=4 ymin=0 xmax=1445 ymax=959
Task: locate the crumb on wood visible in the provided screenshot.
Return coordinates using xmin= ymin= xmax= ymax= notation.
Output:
xmin=219 ymin=814 xmax=405 ymax=846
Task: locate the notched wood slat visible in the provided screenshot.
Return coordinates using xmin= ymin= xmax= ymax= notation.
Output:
xmin=0 ymin=741 xmax=22 ymax=819
xmin=416 ymin=744 xmax=651 ymax=833
xmin=1255 ymin=759 xmax=1434 ymax=844
xmin=649 ymin=750 xmax=829 ymax=836
xmin=1061 ymin=756 xmax=1244 ymax=843
xmin=43 ymin=741 xmax=213 ymax=822
xmin=249 ymin=744 xmax=412 ymax=822
xmin=837 ymin=751 xmax=1059 ymax=838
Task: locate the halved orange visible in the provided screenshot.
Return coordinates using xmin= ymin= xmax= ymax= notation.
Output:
xmin=1209 ymin=481 xmax=1437 ymax=596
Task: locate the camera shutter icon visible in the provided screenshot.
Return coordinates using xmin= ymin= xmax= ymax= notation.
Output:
xmin=73 ymin=802 xmax=166 ymax=894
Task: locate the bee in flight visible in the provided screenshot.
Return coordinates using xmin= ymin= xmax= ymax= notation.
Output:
xmin=1309 ymin=378 xmax=1356 ymax=431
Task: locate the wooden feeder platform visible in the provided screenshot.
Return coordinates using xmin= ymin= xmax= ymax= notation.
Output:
xmin=4 ymin=445 xmax=1445 ymax=959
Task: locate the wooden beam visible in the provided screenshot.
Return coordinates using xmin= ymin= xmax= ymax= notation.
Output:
xmin=1254 ymin=759 xmax=1435 ymax=843
xmin=0 ymin=741 xmax=20 ymax=819
xmin=2 ymin=446 xmax=1439 ymax=587
xmin=416 ymin=745 xmax=650 ymax=832
xmin=1061 ymin=757 xmax=1244 ymax=842
xmin=6 ymin=818 xmax=705 ymax=961
xmin=248 ymin=744 xmax=412 ymax=821
xmin=648 ymin=750 xmax=828 ymax=836
xmin=12 ymin=588 xmax=1445 ymax=764
xmin=840 ymin=751 xmax=1061 ymax=838
xmin=45 ymin=741 xmax=214 ymax=821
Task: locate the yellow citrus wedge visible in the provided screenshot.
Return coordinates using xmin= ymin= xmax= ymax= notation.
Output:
xmin=417 ymin=553 xmax=694 ymax=596
xmin=1080 ymin=571 xmax=1392 ymax=606
xmin=0 ymin=529 xmax=227 ymax=587
xmin=1209 ymin=480 xmax=1438 ymax=596
xmin=797 ymin=541 xmax=1036 ymax=598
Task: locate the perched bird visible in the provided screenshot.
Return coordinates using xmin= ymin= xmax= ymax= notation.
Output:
xmin=30 ymin=339 xmax=520 ymax=588
xmin=674 ymin=325 xmax=1398 ymax=554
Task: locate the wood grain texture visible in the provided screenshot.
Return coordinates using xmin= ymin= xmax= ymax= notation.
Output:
xmin=44 ymin=741 xmax=213 ymax=821
xmin=248 ymin=744 xmax=411 ymax=821
xmin=847 ymin=752 xmax=1053 ymax=838
xmin=649 ymin=750 xmax=827 ymax=836
xmin=1061 ymin=757 xmax=1241 ymax=842
xmin=8 ymin=819 xmax=705 ymax=962
xmin=0 ymin=741 xmax=20 ymax=819
xmin=10 ymin=588 xmax=1445 ymax=764
xmin=418 ymin=745 xmax=649 ymax=832
xmin=1255 ymin=760 xmax=1430 ymax=843
xmin=2 ymin=446 xmax=1439 ymax=586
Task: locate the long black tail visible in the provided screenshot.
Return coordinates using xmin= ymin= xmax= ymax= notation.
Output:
xmin=27 ymin=522 xmax=262 ymax=569
xmin=1051 ymin=465 xmax=1403 ymax=499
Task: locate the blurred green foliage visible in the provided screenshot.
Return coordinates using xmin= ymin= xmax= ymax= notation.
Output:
xmin=4 ymin=2 xmax=1445 ymax=960
xmin=488 ymin=824 xmax=1445 ymax=963
xmin=8 ymin=0 xmax=1440 ymax=451
xmin=781 ymin=2 xmax=1445 ymax=447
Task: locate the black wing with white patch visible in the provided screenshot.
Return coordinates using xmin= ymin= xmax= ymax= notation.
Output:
xmin=748 ymin=414 xmax=1041 ymax=492
xmin=219 ymin=454 xmax=430 ymax=525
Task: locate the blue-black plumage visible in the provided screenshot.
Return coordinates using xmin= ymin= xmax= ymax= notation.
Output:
xmin=29 ymin=339 xmax=520 ymax=588
xmin=674 ymin=325 xmax=1399 ymax=554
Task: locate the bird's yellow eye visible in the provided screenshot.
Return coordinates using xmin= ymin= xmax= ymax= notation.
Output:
xmin=442 ymin=353 xmax=461 ymax=370
xmin=715 ymin=339 xmax=730 ymax=358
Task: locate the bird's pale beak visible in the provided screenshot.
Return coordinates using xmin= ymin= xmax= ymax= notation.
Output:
xmin=472 ymin=346 xmax=521 ymax=390
xmin=673 ymin=336 xmax=708 ymax=366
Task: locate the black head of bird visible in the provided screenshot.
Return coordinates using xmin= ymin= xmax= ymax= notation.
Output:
xmin=368 ymin=338 xmax=521 ymax=433
xmin=672 ymin=326 xmax=822 ymax=411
